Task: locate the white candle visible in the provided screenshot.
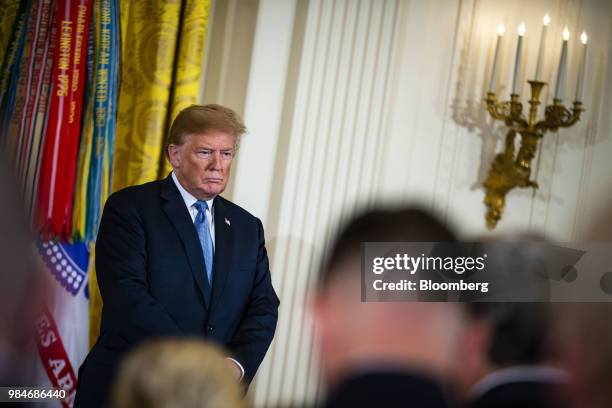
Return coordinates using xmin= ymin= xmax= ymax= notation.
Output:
xmin=535 ymin=14 xmax=550 ymax=80
xmin=575 ymin=31 xmax=588 ymax=101
xmin=554 ymin=28 xmax=570 ymax=100
xmin=512 ymin=23 xmax=526 ymax=94
xmin=489 ymin=24 xmax=505 ymax=92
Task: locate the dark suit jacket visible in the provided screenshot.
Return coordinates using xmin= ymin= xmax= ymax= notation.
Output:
xmin=323 ymin=371 xmax=452 ymax=408
xmin=75 ymin=174 xmax=279 ymax=408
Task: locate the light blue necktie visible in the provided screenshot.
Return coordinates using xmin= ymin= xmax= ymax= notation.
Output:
xmin=193 ymin=201 xmax=214 ymax=287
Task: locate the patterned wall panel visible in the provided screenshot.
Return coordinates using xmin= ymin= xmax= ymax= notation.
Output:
xmin=249 ymin=1 xmax=399 ymax=406
xmin=231 ymin=0 xmax=612 ymax=406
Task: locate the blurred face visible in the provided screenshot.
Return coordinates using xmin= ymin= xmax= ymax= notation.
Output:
xmin=168 ymin=130 xmax=236 ymax=200
xmin=313 ymin=262 xmax=465 ymax=388
xmin=449 ymin=317 xmax=491 ymax=400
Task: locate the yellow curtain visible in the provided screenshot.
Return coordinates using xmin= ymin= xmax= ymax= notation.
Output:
xmin=0 ymin=0 xmax=21 ymax=66
xmin=89 ymin=0 xmax=212 ymax=347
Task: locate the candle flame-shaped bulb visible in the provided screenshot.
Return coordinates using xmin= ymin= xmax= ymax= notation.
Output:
xmin=563 ymin=27 xmax=570 ymax=41
xmin=581 ymin=31 xmax=588 ymax=44
xmin=497 ymin=24 xmax=505 ymax=36
xmin=543 ymin=14 xmax=551 ymax=26
xmin=518 ymin=22 xmax=526 ymax=36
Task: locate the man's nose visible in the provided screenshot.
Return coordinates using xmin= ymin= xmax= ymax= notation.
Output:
xmin=208 ymin=152 xmax=222 ymax=170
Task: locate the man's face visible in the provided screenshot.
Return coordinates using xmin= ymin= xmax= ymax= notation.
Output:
xmin=168 ymin=130 xmax=236 ymax=200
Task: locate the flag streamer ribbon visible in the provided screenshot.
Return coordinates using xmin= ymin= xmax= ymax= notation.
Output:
xmin=71 ymin=0 xmax=118 ymax=241
xmin=37 ymin=0 xmax=93 ymax=240
xmin=85 ymin=0 xmax=118 ymax=241
xmin=0 ymin=0 xmax=28 ymax=149
xmin=13 ymin=0 xmax=54 ymax=208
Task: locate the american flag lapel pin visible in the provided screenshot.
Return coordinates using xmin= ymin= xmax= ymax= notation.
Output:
xmin=225 ymin=217 xmax=231 ymax=226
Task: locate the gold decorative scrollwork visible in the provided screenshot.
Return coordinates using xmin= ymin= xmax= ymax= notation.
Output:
xmin=483 ymin=82 xmax=583 ymax=229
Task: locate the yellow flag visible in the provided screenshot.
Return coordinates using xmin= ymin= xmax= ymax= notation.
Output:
xmin=0 ymin=0 xmax=21 ymax=66
xmin=159 ymin=0 xmax=212 ymax=178
xmin=90 ymin=0 xmax=212 ymax=347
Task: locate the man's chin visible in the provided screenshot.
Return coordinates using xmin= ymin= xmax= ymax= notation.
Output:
xmin=201 ymin=185 xmax=225 ymax=198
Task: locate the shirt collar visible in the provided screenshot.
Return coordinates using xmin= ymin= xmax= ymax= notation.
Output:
xmin=171 ymin=172 xmax=214 ymax=211
xmin=470 ymin=366 xmax=569 ymax=397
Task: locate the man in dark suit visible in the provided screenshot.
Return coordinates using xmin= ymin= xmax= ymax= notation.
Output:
xmin=75 ymin=104 xmax=279 ymax=408
xmin=314 ymin=208 xmax=461 ymax=408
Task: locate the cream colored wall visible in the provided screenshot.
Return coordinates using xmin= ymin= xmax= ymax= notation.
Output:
xmin=204 ymin=0 xmax=612 ymax=406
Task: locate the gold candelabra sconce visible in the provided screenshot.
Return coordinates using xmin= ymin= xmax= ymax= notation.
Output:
xmin=482 ymin=18 xmax=588 ymax=229
xmin=483 ymin=82 xmax=583 ymax=229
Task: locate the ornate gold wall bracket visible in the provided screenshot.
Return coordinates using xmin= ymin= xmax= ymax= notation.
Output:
xmin=483 ymin=81 xmax=583 ymax=229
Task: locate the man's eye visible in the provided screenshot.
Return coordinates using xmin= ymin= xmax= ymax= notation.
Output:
xmin=222 ymin=151 xmax=234 ymax=159
xmin=197 ymin=150 xmax=211 ymax=157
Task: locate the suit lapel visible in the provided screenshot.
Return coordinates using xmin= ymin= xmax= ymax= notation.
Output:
xmin=211 ymin=197 xmax=234 ymax=310
xmin=160 ymin=175 xmax=211 ymax=308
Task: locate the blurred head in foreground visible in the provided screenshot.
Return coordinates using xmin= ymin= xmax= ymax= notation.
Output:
xmin=552 ymin=208 xmax=612 ymax=408
xmin=451 ymin=236 xmax=568 ymax=407
xmin=0 ymin=158 xmax=39 ymax=385
xmin=555 ymin=303 xmax=612 ymax=408
xmin=110 ymin=339 xmax=245 ymax=408
xmin=457 ymin=302 xmax=567 ymax=408
xmin=314 ymin=207 xmax=462 ymax=392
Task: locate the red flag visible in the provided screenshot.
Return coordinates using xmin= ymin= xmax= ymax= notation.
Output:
xmin=38 ymin=0 xmax=92 ymax=240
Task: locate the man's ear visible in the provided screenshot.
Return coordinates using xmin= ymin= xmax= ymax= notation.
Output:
xmin=168 ymin=144 xmax=181 ymax=168
xmin=466 ymin=320 xmax=493 ymax=369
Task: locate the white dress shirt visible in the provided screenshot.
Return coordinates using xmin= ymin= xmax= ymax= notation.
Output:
xmin=470 ymin=366 xmax=569 ymax=398
xmin=172 ymin=172 xmax=215 ymax=248
xmin=171 ymin=171 xmax=244 ymax=380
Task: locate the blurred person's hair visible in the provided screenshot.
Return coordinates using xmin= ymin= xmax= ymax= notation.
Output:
xmin=110 ymin=339 xmax=245 ymax=408
xmin=165 ymin=104 xmax=247 ymax=159
xmin=463 ymin=233 xmax=554 ymax=366
xmin=319 ymin=207 xmax=457 ymax=287
xmin=466 ymin=302 xmax=551 ymax=366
